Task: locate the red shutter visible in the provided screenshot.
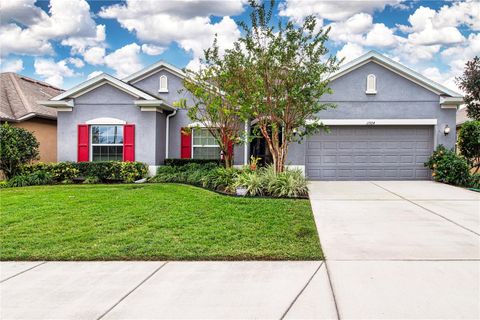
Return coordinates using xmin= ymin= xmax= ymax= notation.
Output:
xmin=77 ymin=124 xmax=89 ymax=162
xmin=180 ymin=128 xmax=192 ymax=159
xmin=123 ymin=124 xmax=135 ymax=162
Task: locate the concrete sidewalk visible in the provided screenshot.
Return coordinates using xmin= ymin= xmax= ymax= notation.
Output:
xmin=0 ymin=261 xmax=337 ymax=319
xmin=309 ymin=180 xmax=480 ymax=319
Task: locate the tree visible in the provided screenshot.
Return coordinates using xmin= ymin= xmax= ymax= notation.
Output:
xmin=229 ymin=0 xmax=340 ymax=172
xmin=0 ymin=123 xmax=39 ymax=179
xmin=458 ymin=120 xmax=480 ymax=173
xmin=176 ymin=41 xmax=248 ymax=168
xmin=457 ymin=56 xmax=480 ymax=120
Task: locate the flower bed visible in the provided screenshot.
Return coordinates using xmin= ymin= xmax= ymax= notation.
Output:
xmin=150 ymin=163 xmax=309 ymax=198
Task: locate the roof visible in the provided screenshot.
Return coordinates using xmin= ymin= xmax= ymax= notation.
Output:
xmin=0 ymin=72 xmax=63 ymax=121
xmin=456 ymin=107 xmax=471 ymax=126
xmin=123 ymin=60 xmax=186 ymax=83
xmin=330 ymin=51 xmax=463 ymax=98
xmin=51 ymin=73 xmax=159 ymax=101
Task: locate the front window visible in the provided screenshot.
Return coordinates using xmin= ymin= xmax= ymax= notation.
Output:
xmin=91 ymin=125 xmax=123 ymax=161
xmin=192 ymin=128 xmax=220 ymax=159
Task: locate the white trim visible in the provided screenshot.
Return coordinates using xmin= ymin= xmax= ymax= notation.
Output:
xmin=55 ymin=107 xmax=73 ymax=112
xmin=148 ymin=165 xmax=158 ymax=177
xmin=124 ymin=61 xmax=186 ymax=83
xmin=51 ymin=73 xmax=157 ymax=101
xmin=306 ymin=119 xmax=438 ymax=126
xmin=38 ymin=99 xmax=74 ymax=108
xmin=134 ymin=100 xmax=174 ymax=112
xmin=244 ymin=120 xmax=249 ymax=165
xmin=330 ymin=51 xmax=462 ymax=98
xmin=440 ymin=96 xmax=463 ymax=108
xmin=86 ymin=117 xmax=126 ymax=125
xmin=140 ymin=107 xmax=163 ymax=113
xmin=187 ymin=121 xmax=211 ymax=128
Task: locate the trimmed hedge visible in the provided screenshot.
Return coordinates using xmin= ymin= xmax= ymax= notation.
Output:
xmin=20 ymin=161 xmax=148 ymax=184
xmin=164 ymin=158 xmax=222 ymax=166
xmin=425 ymin=145 xmax=473 ymax=187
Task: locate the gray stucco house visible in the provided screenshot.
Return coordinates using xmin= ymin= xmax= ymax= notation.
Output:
xmin=41 ymin=51 xmax=462 ymax=180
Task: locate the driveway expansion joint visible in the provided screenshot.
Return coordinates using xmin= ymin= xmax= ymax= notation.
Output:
xmin=96 ymin=261 xmax=168 ymax=320
xmin=0 ymin=261 xmax=47 ymax=284
xmin=370 ymin=182 xmax=480 ymax=236
xmin=280 ymin=261 xmax=327 ymax=320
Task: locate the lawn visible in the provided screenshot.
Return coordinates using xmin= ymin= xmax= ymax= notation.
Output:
xmin=0 ymin=184 xmax=322 ymax=260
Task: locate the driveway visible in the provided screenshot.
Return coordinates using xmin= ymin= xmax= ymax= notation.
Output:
xmin=309 ymin=180 xmax=480 ymax=319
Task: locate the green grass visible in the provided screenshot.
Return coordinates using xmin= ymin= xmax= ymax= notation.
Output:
xmin=0 ymin=184 xmax=322 ymax=260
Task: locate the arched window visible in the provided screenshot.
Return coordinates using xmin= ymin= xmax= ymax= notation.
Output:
xmin=159 ymin=75 xmax=168 ymax=92
xmin=366 ymin=74 xmax=377 ymax=94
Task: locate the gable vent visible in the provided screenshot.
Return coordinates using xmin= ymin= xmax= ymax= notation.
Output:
xmin=366 ymin=74 xmax=377 ymax=95
xmin=159 ymin=75 xmax=168 ymax=93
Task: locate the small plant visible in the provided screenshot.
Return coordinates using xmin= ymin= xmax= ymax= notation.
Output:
xmin=249 ymin=156 xmax=261 ymax=171
xmin=234 ymin=171 xmax=265 ymax=196
xmin=425 ymin=145 xmax=471 ymax=186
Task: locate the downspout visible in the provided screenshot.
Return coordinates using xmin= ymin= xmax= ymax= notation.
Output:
xmin=244 ymin=120 xmax=249 ymax=165
xmin=165 ymin=109 xmax=177 ymax=159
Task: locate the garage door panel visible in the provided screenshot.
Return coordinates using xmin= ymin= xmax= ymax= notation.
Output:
xmin=306 ymin=125 xmax=433 ymax=180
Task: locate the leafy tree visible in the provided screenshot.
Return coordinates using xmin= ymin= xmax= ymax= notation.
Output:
xmin=229 ymin=0 xmax=340 ymax=172
xmin=458 ymin=120 xmax=480 ymax=173
xmin=457 ymin=56 xmax=480 ymax=120
xmin=0 ymin=122 xmax=39 ymax=179
xmin=176 ymin=41 xmax=248 ymax=168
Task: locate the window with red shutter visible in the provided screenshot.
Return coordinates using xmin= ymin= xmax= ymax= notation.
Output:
xmin=180 ymin=128 xmax=192 ymax=158
xmin=77 ymin=124 xmax=89 ymax=162
xmin=123 ymin=124 xmax=135 ymax=161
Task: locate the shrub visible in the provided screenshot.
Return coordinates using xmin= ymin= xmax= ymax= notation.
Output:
xmin=234 ymin=171 xmax=265 ymax=196
xmin=6 ymin=171 xmax=53 ymax=188
xmin=20 ymin=161 xmax=148 ymax=184
xmin=0 ymin=123 xmax=39 ymax=179
xmin=425 ymin=145 xmax=471 ymax=186
xmin=458 ymin=120 xmax=480 ymax=172
xmin=201 ymin=167 xmax=239 ymax=192
xmin=165 ymin=158 xmax=222 ymax=166
xmin=469 ymin=174 xmax=480 ymax=189
xmin=266 ymin=169 xmax=308 ymax=198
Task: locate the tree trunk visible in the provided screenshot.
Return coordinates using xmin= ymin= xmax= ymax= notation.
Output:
xmin=224 ymin=153 xmax=233 ymax=169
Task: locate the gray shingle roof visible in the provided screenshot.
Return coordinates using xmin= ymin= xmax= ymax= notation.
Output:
xmin=0 ymin=72 xmax=64 ymax=121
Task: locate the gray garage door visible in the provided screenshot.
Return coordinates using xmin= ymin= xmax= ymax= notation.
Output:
xmin=306 ymin=125 xmax=434 ymax=180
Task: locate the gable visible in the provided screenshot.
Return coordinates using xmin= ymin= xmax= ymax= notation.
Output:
xmin=323 ymin=61 xmax=439 ymax=102
xmin=74 ymin=83 xmax=140 ymax=104
xmin=130 ymin=69 xmax=184 ymax=98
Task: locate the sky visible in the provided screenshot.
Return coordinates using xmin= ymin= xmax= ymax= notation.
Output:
xmin=0 ymin=0 xmax=479 ymax=93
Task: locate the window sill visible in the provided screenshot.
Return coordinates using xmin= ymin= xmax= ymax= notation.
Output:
xmin=158 ymin=89 xmax=169 ymax=93
xmin=365 ymin=91 xmax=377 ymax=95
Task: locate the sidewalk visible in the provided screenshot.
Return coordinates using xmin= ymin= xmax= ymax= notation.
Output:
xmin=0 ymin=261 xmax=337 ymax=319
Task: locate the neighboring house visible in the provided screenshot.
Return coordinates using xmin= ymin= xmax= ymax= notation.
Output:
xmin=41 ymin=51 xmax=462 ymax=180
xmin=1 ymin=72 xmax=63 ymax=163
xmin=456 ymin=107 xmax=471 ymax=130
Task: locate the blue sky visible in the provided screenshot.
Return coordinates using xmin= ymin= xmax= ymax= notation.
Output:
xmin=1 ymin=0 xmax=479 ymax=92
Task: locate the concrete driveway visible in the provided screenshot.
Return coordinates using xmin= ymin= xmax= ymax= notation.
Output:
xmin=309 ymin=180 xmax=480 ymax=319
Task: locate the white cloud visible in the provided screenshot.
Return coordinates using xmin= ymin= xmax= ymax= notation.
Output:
xmin=0 ymin=58 xmax=24 ymax=73
xmin=83 ymin=47 xmax=106 ymax=66
xmin=279 ymin=0 xmax=404 ymax=24
xmin=61 ymin=24 xmax=106 ymax=55
xmin=0 ymin=0 xmax=103 ymax=57
xmin=328 ymin=13 xmax=373 ymax=44
xmin=99 ymin=0 xmax=243 ymax=70
xmin=141 ymin=44 xmax=167 ymax=56
xmin=364 ymin=23 xmax=397 ymax=47
xmin=336 ymin=43 xmax=366 ymax=63
xmin=67 ymin=57 xmax=85 ymax=68
xmin=34 ymin=58 xmax=77 ymax=87
xmin=87 ymin=70 xmax=103 ymax=79
xmin=104 ymin=43 xmax=143 ymax=78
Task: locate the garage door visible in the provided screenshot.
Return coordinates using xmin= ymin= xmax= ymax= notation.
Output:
xmin=306 ymin=125 xmax=433 ymax=180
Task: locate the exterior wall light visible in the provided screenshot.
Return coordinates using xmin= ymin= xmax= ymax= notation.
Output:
xmin=444 ymin=125 xmax=451 ymax=135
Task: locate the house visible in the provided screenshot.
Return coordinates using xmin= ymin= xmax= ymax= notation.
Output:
xmin=456 ymin=107 xmax=471 ymax=130
xmin=1 ymin=72 xmax=63 ymax=162
xmin=41 ymin=51 xmax=462 ymax=180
